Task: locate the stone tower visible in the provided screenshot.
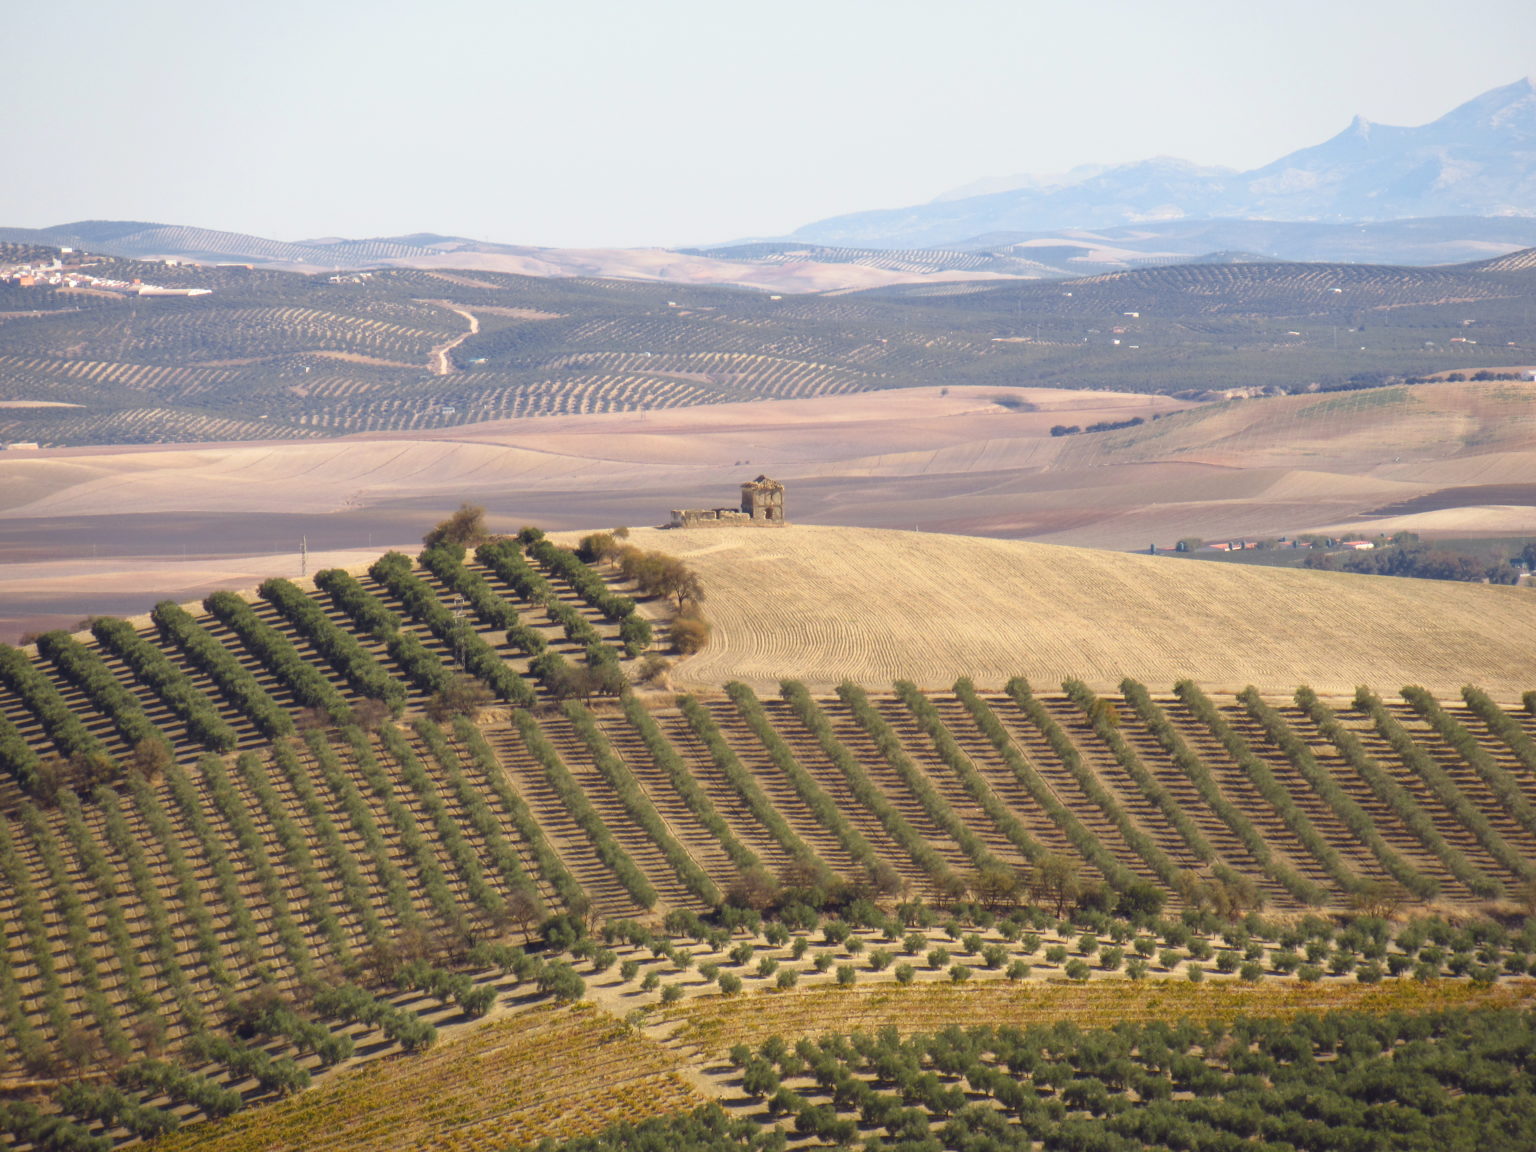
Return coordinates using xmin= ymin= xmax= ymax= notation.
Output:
xmin=740 ymin=475 xmax=785 ymax=522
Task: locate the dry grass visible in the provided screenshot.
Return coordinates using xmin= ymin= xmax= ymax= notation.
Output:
xmin=660 ymin=977 xmax=1536 ymax=1057
xmin=638 ymin=524 xmax=1536 ymax=697
xmin=153 ymin=1004 xmax=700 ymax=1152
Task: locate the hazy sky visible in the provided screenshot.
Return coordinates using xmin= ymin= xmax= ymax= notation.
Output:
xmin=5 ymin=0 xmax=1533 ymax=248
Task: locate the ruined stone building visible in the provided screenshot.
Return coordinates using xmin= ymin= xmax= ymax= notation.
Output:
xmin=670 ymin=475 xmax=787 ymax=528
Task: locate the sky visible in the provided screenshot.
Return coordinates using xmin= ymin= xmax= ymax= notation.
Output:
xmin=5 ymin=0 xmax=1534 ymax=249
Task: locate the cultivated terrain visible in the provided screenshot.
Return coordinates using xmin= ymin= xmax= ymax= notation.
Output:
xmin=1 ymin=526 xmax=1536 ymax=1152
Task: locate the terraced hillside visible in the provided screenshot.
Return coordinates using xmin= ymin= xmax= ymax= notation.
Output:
xmin=3 ymin=245 xmax=1535 ymax=446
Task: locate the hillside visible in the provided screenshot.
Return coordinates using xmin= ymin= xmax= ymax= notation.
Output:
xmin=4 ymin=529 xmax=1536 ymax=1147
xmin=7 ymin=375 xmax=1536 ymax=638
xmin=2 ymin=241 xmax=1535 ymax=448
xmin=650 ymin=525 xmax=1536 ymax=698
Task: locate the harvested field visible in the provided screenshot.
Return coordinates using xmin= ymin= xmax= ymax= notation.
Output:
xmin=151 ymin=1004 xmax=700 ymax=1152
xmin=645 ymin=524 xmax=1536 ymax=696
xmin=659 ymin=976 xmax=1536 ymax=1057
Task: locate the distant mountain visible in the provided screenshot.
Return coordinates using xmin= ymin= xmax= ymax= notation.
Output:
xmin=789 ymin=77 xmax=1536 ymax=249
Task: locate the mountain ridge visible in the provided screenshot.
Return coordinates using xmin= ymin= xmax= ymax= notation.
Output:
xmin=791 ymin=77 xmax=1536 ymax=248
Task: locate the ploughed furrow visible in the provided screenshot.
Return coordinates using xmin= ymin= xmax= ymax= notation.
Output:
xmin=246 ymin=599 xmax=367 ymax=705
xmin=869 ymin=695 xmax=1031 ymax=870
xmin=365 ymin=727 xmax=512 ymax=919
xmin=440 ymin=725 xmax=564 ymax=915
xmin=695 ymin=700 xmax=867 ymax=878
xmin=196 ymin=614 xmax=308 ymax=716
xmin=649 ymin=708 xmax=798 ymax=877
xmin=1385 ymin=701 xmax=1536 ymax=861
xmin=1021 ymin=695 xmax=1205 ymax=874
xmin=818 ymin=697 xmax=978 ymax=868
xmin=90 ymin=644 xmax=204 ymax=756
xmin=1462 ymin=703 xmax=1536 ymax=794
xmin=759 ymin=698 xmax=938 ymax=898
xmin=928 ymin=695 xmax=1104 ymax=886
xmin=1274 ymin=703 xmax=1475 ymax=902
xmin=590 ymin=710 xmax=742 ymax=882
xmin=66 ymin=799 xmax=198 ymax=1032
xmin=479 ymin=725 xmax=647 ymax=918
xmin=1109 ymin=698 xmax=1295 ymax=908
xmin=537 ymin=713 xmax=702 ymax=910
xmin=1326 ymin=710 xmax=1509 ymax=881
xmin=988 ymin=694 xmax=1162 ymax=887
xmin=141 ymin=625 xmax=266 ymax=747
xmin=1158 ymin=698 xmax=1337 ymax=893
xmin=286 ymin=738 xmax=439 ymax=932
xmin=1219 ymin=701 xmax=1390 ymax=882
xmin=222 ymin=750 xmax=367 ymax=962
xmin=355 ymin=573 xmax=462 ymax=669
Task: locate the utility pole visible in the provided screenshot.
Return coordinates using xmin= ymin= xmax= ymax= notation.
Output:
xmin=300 ymin=536 xmax=308 ymax=579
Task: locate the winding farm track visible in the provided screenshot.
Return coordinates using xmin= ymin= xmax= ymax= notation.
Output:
xmin=425 ymin=303 xmax=480 ymax=375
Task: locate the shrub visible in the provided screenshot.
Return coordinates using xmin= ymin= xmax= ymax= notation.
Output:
xmin=894 ymin=963 xmax=916 ymax=985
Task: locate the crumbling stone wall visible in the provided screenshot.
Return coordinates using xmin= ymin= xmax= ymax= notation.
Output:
xmin=671 ymin=475 xmax=787 ymax=528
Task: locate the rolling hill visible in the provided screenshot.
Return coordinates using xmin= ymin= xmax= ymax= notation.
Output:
xmin=2 ymin=239 xmax=1535 ymax=450
xmin=2 ymin=527 xmax=1536 ymax=1149
xmin=641 ymin=525 xmax=1536 ymax=699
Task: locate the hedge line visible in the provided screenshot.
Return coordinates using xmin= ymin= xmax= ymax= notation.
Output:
xmin=989 ymin=679 xmax=1137 ymax=892
xmin=92 ymin=617 xmax=236 ymax=751
xmin=453 ymin=716 xmax=586 ymax=913
xmin=1295 ymin=687 xmax=1500 ymax=899
xmin=260 ymin=577 xmax=405 ymax=708
xmin=370 ymin=551 xmax=533 ymax=705
xmin=1238 ymin=687 xmax=1437 ymax=900
xmin=846 ymin=681 xmax=1001 ymax=872
xmin=205 ymin=590 xmax=352 ymax=722
xmin=726 ymin=681 xmax=888 ymax=881
xmin=1176 ymin=680 xmax=1357 ymax=895
xmin=622 ymin=692 xmax=758 ymax=872
xmin=901 ymin=680 xmax=1046 ymax=865
xmin=1153 ymin=681 xmax=1321 ymax=904
xmin=1354 ymin=686 xmax=1532 ymax=882
xmin=678 ymin=693 xmax=824 ymax=875
xmin=782 ymin=679 xmax=959 ymax=891
xmin=314 ymin=568 xmax=452 ymax=693
xmin=1404 ymin=685 xmax=1536 ymax=840
xmin=0 ymin=641 xmax=107 ymax=762
xmin=564 ymin=700 xmax=720 ymax=905
xmin=513 ymin=709 xmax=657 ymax=908
xmin=152 ymin=601 xmax=292 ymax=738
xmin=527 ymin=537 xmax=637 ymax=620
xmin=37 ymin=630 xmax=169 ymax=755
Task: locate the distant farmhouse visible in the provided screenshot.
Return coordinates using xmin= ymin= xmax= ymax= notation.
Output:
xmin=671 ymin=475 xmax=786 ymax=528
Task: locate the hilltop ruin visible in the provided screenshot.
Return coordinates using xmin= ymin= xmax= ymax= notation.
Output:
xmin=670 ymin=475 xmax=786 ymax=528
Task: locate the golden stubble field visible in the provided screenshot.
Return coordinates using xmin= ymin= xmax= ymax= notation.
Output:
xmin=642 ymin=524 xmax=1536 ymax=697
xmin=3 ymin=378 xmax=1535 ymax=640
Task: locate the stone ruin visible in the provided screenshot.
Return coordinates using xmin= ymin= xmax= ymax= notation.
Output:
xmin=670 ymin=475 xmax=786 ymax=528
